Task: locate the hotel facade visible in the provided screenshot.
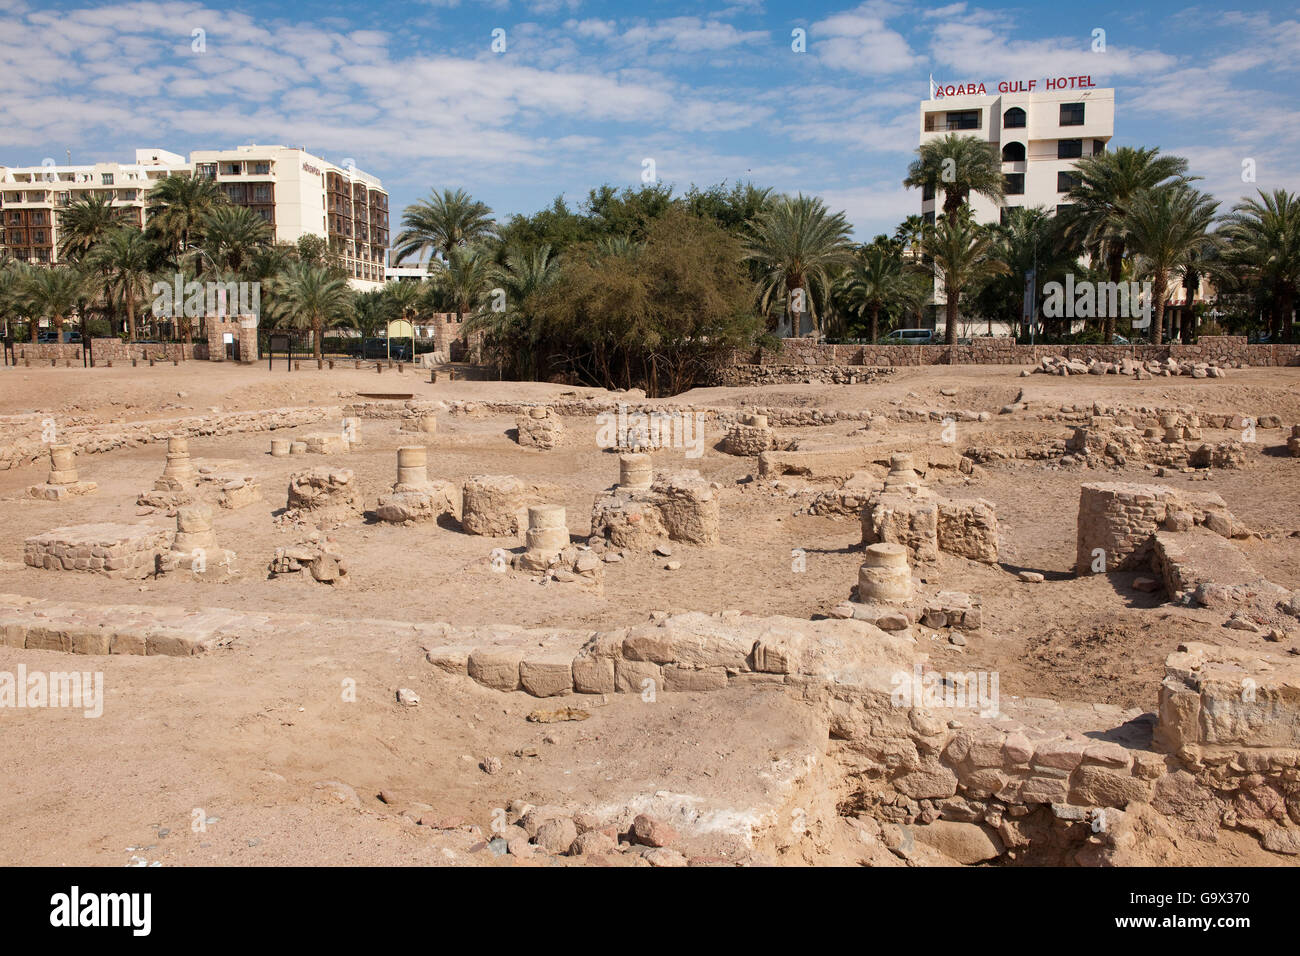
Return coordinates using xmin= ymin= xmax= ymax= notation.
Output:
xmin=917 ymin=79 xmax=1115 ymax=334
xmin=0 ymin=145 xmax=389 ymax=289
xmin=919 ymin=80 xmax=1115 ymax=227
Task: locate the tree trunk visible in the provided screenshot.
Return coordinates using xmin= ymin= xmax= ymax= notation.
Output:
xmin=313 ymin=317 xmax=323 ymax=363
xmin=1105 ymin=247 xmax=1124 ymax=344
xmin=126 ymin=294 xmax=137 ymax=342
xmin=1151 ymin=273 xmax=1167 ymax=347
xmin=945 ymin=294 xmax=959 ymax=346
xmin=870 ymin=303 xmax=880 ymax=344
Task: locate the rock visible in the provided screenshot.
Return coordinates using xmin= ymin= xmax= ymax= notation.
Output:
xmin=1133 ymin=577 xmax=1161 ymax=593
xmin=911 ymin=821 xmax=1004 ymax=864
xmin=631 ymin=813 xmax=679 ymax=848
xmin=480 ymin=756 xmax=502 ymax=775
xmin=570 ymin=830 xmax=618 ymax=856
xmin=654 ymin=544 xmax=673 ymax=557
xmin=642 ymin=847 xmax=688 ymax=867
xmin=534 ymin=817 xmax=578 ymax=854
xmin=1018 ymin=571 xmax=1044 ymax=583
xmin=396 ymin=688 xmax=420 ymax=706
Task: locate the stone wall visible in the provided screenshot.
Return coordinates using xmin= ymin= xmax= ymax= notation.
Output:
xmin=724 ymin=336 xmax=1300 ymax=372
xmin=0 ymin=405 xmax=337 ymax=471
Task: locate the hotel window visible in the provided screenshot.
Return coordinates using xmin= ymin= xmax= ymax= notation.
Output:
xmin=101 ymin=173 xmax=114 ymax=185
xmin=196 ymin=164 xmax=217 ymax=179
xmin=1003 ymin=107 xmax=1026 ymax=129
xmin=1060 ymin=102 xmax=1085 ymax=126
xmin=1001 ymin=142 xmax=1026 ymax=162
xmin=1004 ymin=173 xmax=1025 ymax=195
xmin=923 ymin=211 xmax=935 ymax=227
xmin=1056 ymin=203 xmax=1076 ymax=216
xmin=33 ymin=230 xmax=45 ymax=243
xmin=946 ymin=110 xmax=980 ymax=131
xmin=222 ymin=163 xmax=242 ymax=176
xmin=252 ymin=184 xmax=272 ymax=202
xmin=1093 ymin=139 xmax=1106 ymax=156
xmin=922 ymin=183 xmax=934 ymax=201
xmin=1057 ymin=172 xmax=1080 ymax=192
xmin=252 ymin=162 xmax=271 ymax=175
xmin=1057 ymin=139 xmax=1083 ymax=159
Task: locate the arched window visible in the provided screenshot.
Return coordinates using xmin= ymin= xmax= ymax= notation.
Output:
xmin=1003 ymin=107 xmax=1026 ymax=129
xmin=1001 ymin=142 xmax=1026 ymax=162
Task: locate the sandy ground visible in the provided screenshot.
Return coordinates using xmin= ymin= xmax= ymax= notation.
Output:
xmin=1 ymin=360 xmax=1298 ymax=866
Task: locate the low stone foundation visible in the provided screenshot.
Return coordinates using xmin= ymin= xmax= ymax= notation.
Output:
xmin=24 ymin=523 xmax=171 ymax=579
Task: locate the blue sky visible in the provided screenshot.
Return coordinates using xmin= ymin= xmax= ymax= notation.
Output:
xmin=2 ymin=0 xmax=1298 ymax=240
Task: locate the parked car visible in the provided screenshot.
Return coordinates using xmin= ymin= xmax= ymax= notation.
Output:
xmin=882 ymin=328 xmax=935 ymax=345
xmin=360 ymin=337 xmax=412 ymax=361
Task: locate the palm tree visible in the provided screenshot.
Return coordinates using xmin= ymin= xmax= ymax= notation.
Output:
xmin=0 ymin=257 xmax=33 ymax=340
xmin=921 ymin=211 xmax=1007 ymax=345
xmin=1216 ymin=189 xmax=1300 ymax=342
xmin=23 ymin=265 xmax=89 ymax=342
xmin=57 ymin=193 xmax=132 ymax=262
xmin=840 ymin=240 xmax=916 ymax=342
xmin=87 ymin=227 xmax=158 ymax=342
xmin=904 ymin=133 xmax=1006 ymax=218
xmin=352 ymin=289 xmax=394 ymax=339
xmin=199 ymin=205 xmax=271 ymax=274
xmin=433 ymin=244 xmax=494 ymax=326
xmin=276 ymin=263 xmax=353 ymax=366
xmin=393 ymin=188 xmax=496 ymax=265
xmin=147 ymin=174 xmax=228 ymax=267
xmin=983 ymin=206 xmax=1077 ymax=337
xmin=893 ymin=214 xmax=926 ymax=258
xmin=468 ymin=245 xmax=562 ymax=377
xmin=744 ymin=194 xmax=854 ymax=337
xmin=1062 ymin=146 xmax=1193 ymax=342
xmin=1125 ymin=186 xmax=1220 ymax=346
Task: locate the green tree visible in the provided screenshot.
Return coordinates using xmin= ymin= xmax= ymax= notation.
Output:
xmin=87 ymin=227 xmax=156 ymax=342
xmin=57 ymin=193 xmax=132 ymax=262
xmin=921 ymin=211 xmax=1007 ymax=346
xmin=146 ymin=173 xmax=229 ymax=267
xmin=23 ymin=264 xmax=89 ymax=342
xmin=276 ymin=263 xmax=354 ymax=366
xmin=744 ymin=193 xmax=854 ymax=337
xmin=839 ymin=239 xmax=919 ymax=342
xmin=1125 ymin=186 xmax=1219 ymax=346
xmin=976 ymin=206 xmax=1078 ymax=337
xmin=904 ymin=133 xmax=1006 ymax=218
xmin=466 ymin=244 xmax=561 ymax=379
xmin=393 ymin=188 xmax=496 ymax=265
xmin=432 ymin=244 xmax=493 ymax=326
xmin=1216 ymin=189 xmax=1300 ymax=342
xmin=199 ymin=205 xmax=272 ymax=274
xmin=1062 ymin=146 xmax=1193 ymax=342
xmin=527 ymin=209 xmax=760 ymax=395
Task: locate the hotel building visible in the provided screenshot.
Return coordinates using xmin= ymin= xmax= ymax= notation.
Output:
xmin=190 ymin=145 xmax=388 ymax=287
xmin=0 ymin=145 xmax=389 ymax=289
xmin=0 ymin=148 xmax=188 ymax=265
xmin=916 ymin=81 xmax=1114 ymax=334
xmin=918 ymin=82 xmax=1115 ymax=227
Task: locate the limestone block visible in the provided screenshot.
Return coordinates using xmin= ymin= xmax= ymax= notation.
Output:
xmin=861 ymin=491 xmax=939 ymax=563
xmin=461 ymin=475 xmax=527 ymax=536
xmin=936 ymin=498 xmax=999 ymax=564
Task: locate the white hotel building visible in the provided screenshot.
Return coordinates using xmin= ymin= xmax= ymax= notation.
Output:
xmin=0 ymin=145 xmax=388 ymax=289
xmin=916 ymin=81 xmax=1114 ymax=334
xmin=918 ymin=82 xmax=1115 ymax=227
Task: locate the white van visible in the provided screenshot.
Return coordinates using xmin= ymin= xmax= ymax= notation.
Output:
xmin=883 ymin=329 xmax=935 ymax=345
